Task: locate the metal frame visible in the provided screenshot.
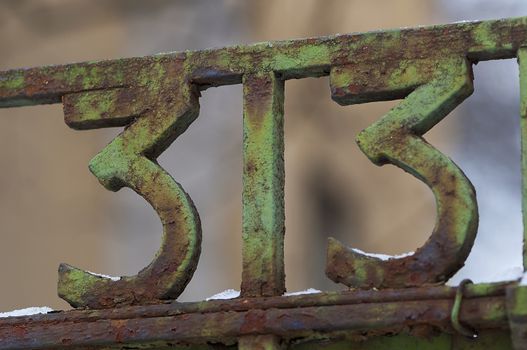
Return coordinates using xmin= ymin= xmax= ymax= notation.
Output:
xmin=1 ymin=16 xmax=527 ymax=349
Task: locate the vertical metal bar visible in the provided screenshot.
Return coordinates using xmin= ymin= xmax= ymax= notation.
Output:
xmin=520 ymin=47 xmax=527 ymax=271
xmin=241 ymin=72 xmax=285 ymax=298
xmin=239 ymin=335 xmax=282 ymax=350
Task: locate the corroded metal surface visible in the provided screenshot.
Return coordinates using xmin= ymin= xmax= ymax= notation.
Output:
xmin=507 ymin=285 xmax=527 ymax=350
xmin=521 ymin=48 xmax=527 ymax=270
xmin=239 ymin=335 xmax=282 ymax=350
xmin=0 ymin=284 xmax=515 ymax=349
xmin=327 ymin=57 xmax=478 ymax=289
xmin=512 ymin=48 xmax=527 ymax=350
xmin=241 ymin=73 xmax=285 ymax=298
xmin=59 ymin=59 xmax=203 ymax=309
xmin=0 ymin=15 xmax=527 ymax=349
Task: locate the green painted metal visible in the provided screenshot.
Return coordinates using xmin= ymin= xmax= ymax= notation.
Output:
xmin=239 ymin=335 xmax=282 ymax=350
xmin=59 ymin=58 xmax=202 ymax=309
xmin=520 ymin=48 xmax=527 ymax=271
xmin=0 ymin=15 xmax=526 ymax=349
xmin=241 ymin=73 xmax=285 ymax=298
xmin=507 ymin=286 xmax=527 ymax=349
xmin=327 ymin=57 xmax=478 ymax=289
xmin=292 ymin=330 xmax=513 ymax=350
xmin=0 ymin=279 xmax=518 ymax=348
xmin=451 ymin=280 xmax=478 ymax=338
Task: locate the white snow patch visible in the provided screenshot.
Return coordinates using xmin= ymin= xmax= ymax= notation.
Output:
xmin=205 ymin=288 xmax=322 ymax=301
xmin=351 ymin=247 xmax=414 ymax=261
xmin=87 ymin=270 xmax=121 ymax=281
xmin=445 ymin=279 xmax=458 ymax=287
xmin=206 ymin=289 xmax=240 ymax=301
xmin=0 ymin=307 xmax=53 ymax=318
xmin=284 ymin=288 xmax=321 ymax=296
xmin=446 ymin=266 xmax=525 ymax=286
xmin=521 ymin=272 xmax=527 ymax=286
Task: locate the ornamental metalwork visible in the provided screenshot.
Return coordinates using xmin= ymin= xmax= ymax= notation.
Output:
xmin=1 ymin=16 xmax=527 ymax=349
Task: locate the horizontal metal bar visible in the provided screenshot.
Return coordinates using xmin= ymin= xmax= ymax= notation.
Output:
xmin=1 ymin=16 xmax=526 ymax=107
xmin=0 ymin=283 xmax=513 ymax=349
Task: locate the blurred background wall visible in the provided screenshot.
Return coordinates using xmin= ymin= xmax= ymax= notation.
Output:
xmin=0 ymin=0 xmax=525 ymax=311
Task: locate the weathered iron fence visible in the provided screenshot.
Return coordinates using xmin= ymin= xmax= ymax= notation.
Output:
xmin=1 ymin=16 xmax=527 ymax=349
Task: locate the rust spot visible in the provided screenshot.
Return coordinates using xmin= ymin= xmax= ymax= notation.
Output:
xmin=240 ymin=309 xmax=267 ymax=334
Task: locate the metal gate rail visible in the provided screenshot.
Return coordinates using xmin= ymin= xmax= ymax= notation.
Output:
xmin=1 ymin=16 xmax=527 ymax=349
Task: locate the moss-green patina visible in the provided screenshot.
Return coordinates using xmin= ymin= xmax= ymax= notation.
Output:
xmin=0 ymin=15 xmax=526 ymax=349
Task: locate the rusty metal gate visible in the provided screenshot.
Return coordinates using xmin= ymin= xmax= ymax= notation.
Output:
xmin=1 ymin=16 xmax=527 ymax=350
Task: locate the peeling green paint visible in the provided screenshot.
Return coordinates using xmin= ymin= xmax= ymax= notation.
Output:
xmin=473 ymin=21 xmax=500 ymax=49
xmin=241 ymin=72 xmax=285 ymax=297
xmin=58 ymin=63 xmax=202 ymax=309
xmin=0 ymin=15 xmax=526 ymax=348
xmin=519 ymin=48 xmax=527 ymax=271
xmin=327 ymin=58 xmax=478 ymax=289
xmin=0 ymin=73 xmax=24 ymax=90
